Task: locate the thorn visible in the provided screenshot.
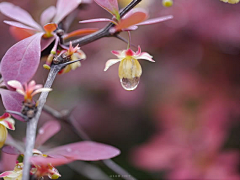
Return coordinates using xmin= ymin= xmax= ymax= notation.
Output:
xmin=60 ymin=58 xmax=83 ymax=69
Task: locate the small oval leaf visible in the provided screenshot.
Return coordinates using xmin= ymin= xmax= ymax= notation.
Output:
xmin=0 ymin=33 xmax=44 ymax=85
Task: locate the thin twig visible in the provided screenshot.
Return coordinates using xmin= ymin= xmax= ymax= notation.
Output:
xmin=65 ymin=0 xmax=142 ymax=47
xmin=43 ymin=105 xmax=137 ymax=180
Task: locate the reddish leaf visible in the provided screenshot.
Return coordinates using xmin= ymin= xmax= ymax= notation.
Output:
xmin=46 ymin=141 xmax=120 ymax=161
xmin=0 ymin=2 xmax=42 ymax=31
xmin=63 ymin=28 xmax=98 ymax=40
xmin=114 ymin=11 xmax=148 ymax=31
xmin=35 ymin=121 xmax=61 ymax=149
xmin=41 ymin=37 xmax=55 ymax=51
xmin=0 ymin=33 xmax=44 ymax=85
xmin=10 ymin=26 xmax=35 ymax=41
xmin=31 ymin=156 xmax=73 ymax=166
xmin=1 ymin=146 xmax=21 ymax=155
xmin=40 ymin=6 xmax=56 ymax=26
xmin=136 ymin=15 xmax=173 ymax=26
xmin=94 ymin=0 xmax=119 ymax=17
xmin=4 ymin=21 xmax=37 ymax=31
xmin=53 ymin=0 xmax=82 ymax=24
xmin=0 ymin=89 xmax=24 ymax=121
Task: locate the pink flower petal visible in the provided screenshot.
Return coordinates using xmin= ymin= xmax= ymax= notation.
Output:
xmin=94 ymin=0 xmax=119 ymax=17
xmin=31 ymin=88 xmax=52 ymax=96
xmin=0 ymin=171 xmax=13 ymax=177
xmin=0 ymin=113 xmax=11 ymax=120
xmin=40 ymin=6 xmax=56 ymax=26
xmin=35 ymin=121 xmax=61 ymax=148
xmin=114 ymin=11 xmax=148 ymax=32
xmin=31 ymin=156 xmax=73 ymax=166
xmin=135 ymin=46 xmax=142 ymax=56
xmin=46 ymin=141 xmax=120 ymax=161
xmin=3 ymin=21 xmax=37 ymax=31
xmin=0 ymin=2 xmax=42 ymax=31
xmin=1 ymin=146 xmax=21 ymax=155
xmin=0 ymin=117 xmax=15 ymax=130
xmin=104 ymin=59 xmax=121 ymax=71
xmin=53 ymin=0 xmax=82 ymax=24
xmin=79 ymin=18 xmax=116 ymax=24
xmin=0 ymin=33 xmax=44 ymax=85
xmin=136 ymin=52 xmax=155 ymax=62
xmin=7 ymin=80 xmax=24 ymax=91
xmin=136 ymin=15 xmax=173 ymax=26
xmin=0 ymin=89 xmax=24 ymax=121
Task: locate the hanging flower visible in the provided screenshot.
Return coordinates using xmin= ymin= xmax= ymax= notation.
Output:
xmin=220 ymin=0 xmax=240 ymax=4
xmin=104 ymin=46 xmax=154 ymax=90
xmin=0 ymin=113 xmax=15 ymax=148
xmin=7 ymin=80 xmax=52 ymax=102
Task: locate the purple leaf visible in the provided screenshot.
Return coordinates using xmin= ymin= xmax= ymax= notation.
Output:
xmin=53 ymin=0 xmax=82 ymax=24
xmin=31 ymin=156 xmax=73 ymax=166
xmin=1 ymin=145 xmax=21 ymax=155
xmin=46 ymin=141 xmax=120 ymax=161
xmin=41 ymin=37 xmax=55 ymax=51
xmin=40 ymin=6 xmax=56 ymax=26
xmin=0 ymin=2 xmax=42 ymax=31
xmin=35 ymin=121 xmax=61 ymax=148
xmin=136 ymin=15 xmax=173 ymax=26
xmin=79 ymin=18 xmax=116 ymax=24
xmin=0 ymin=89 xmax=24 ymax=121
xmin=94 ymin=0 xmax=119 ymax=17
xmin=3 ymin=20 xmax=37 ymax=31
xmin=0 ymin=33 xmax=44 ymax=85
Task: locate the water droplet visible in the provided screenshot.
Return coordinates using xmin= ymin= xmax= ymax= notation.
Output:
xmin=66 ymin=148 xmax=72 ymax=152
xmin=120 ymin=77 xmax=140 ymax=91
xmin=39 ymin=129 xmax=44 ymax=134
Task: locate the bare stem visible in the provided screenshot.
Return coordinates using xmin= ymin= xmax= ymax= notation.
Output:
xmin=22 ymin=65 xmax=61 ymax=180
xmin=43 ymin=105 xmax=137 ymax=180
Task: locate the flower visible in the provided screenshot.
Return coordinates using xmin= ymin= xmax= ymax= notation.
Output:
xmin=7 ymin=80 xmax=52 ymax=102
xmin=220 ymin=0 xmax=240 ymax=4
xmin=79 ymin=0 xmax=173 ymax=33
xmin=104 ymin=46 xmax=154 ymax=90
xmin=49 ymin=42 xmax=86 ymax=74
xmin=0 ymin=163 xmax=23 ymax=180
xmin=0 ymin=113 xmax=15 ymax=148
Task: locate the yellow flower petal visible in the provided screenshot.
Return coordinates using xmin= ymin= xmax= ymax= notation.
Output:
xmin=0 ymin=125 xmax=8 ymax=148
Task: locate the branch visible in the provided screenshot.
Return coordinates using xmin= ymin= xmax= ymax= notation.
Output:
xmin=65 ymin=0 xmax=142 ymax=47
xmin=22 ymin=63 xmax=69 ymax=180
xmin=43 ymin=105 xmax=137 ymax=180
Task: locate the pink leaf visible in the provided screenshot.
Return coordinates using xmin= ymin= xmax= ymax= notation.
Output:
xmin=53 ymin=0 xmax=82 ymax=24
xmin=3 ymin=21 xmax=37 ymax=31
xmin=31 ymin=156 xmax=73 ymax=166
xmin=114 ymin=11 xmax=148 ymax=31
xmin=46 ymin=141 xmax=120 ymax=161
xmin=41 ymin=37 xmax=55 ymax=51
xmin=40 ymin=6 xmax=56 ymax=26
xmin=136 ymin=15 xmax=173 ymax=26
xmin=79 ymin=18 xmax=116 ymax=24
xmin=35 ymin=121 xmax=61 ymax=148
xmin=1 ymin=146 xmax=21 ymax=155
xmin=0 ymin=2 xmax=42 ymax=31
xmin=0 ymin=89 xmax=24 ymax=121
xmin=0 ymin=33 xmax=44 ymax=85
xmin=94 ymin=0 xmax=119 ymax=17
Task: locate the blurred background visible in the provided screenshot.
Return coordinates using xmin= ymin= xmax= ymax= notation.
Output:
xmin=0 ymin=0 xmax=240 ymax=179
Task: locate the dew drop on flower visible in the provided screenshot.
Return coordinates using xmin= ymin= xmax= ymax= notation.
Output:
xmin=120 ymin=77 xmax=140 ymax=91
